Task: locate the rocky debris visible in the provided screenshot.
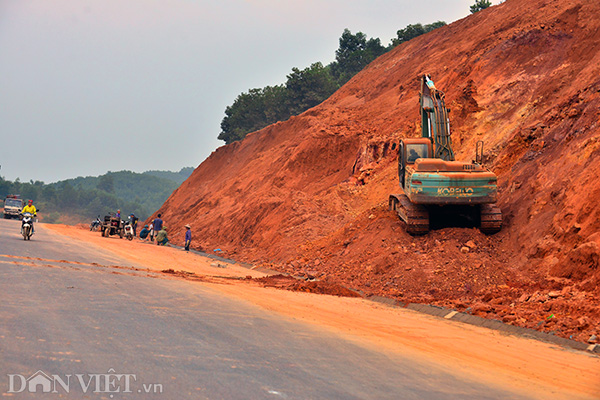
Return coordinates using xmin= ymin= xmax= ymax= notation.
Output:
xmin=547 ymin=291 xmax=561 ymax=298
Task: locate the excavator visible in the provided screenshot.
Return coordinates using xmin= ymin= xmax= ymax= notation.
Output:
xmin=389 ymin=74 xmax=502 ymax=235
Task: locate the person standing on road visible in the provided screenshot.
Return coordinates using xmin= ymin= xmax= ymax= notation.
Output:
xmin=184 ymin=224 xmax=191 ymax=251
xmin=129 ymin=213 xmax=138 ymax=236
xmin=148 ymin=219 xmax=155 ymax=241
xmin=156 ymin=225 xmax=168 ymax=246
xmin=152 ymin=214 xmax=163 ymax=242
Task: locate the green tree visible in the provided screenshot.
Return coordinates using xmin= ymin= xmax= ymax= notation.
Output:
xmin=97 ymin=174 xmax=115 ymax=193
xmin=331 ymin=29 xmax=386 ymax=85
xmin=218 ymin=61 xmax=341 ymax=145
xmin=218 ymin=85 xmax=287 ymax=145
xmin=0 ymin=177 xmax=14 ymax=198
xmin=58 ymin=182 xmax=78 ymax=208
xmin=470 ymin=0 xmax=492 ymax=13
xmin=391 ymin=21 xmax=446 ymax=46
xmin=42 ymin=185 xmax=57 ymax=203
xmin=394 ymin=23 xmax=425 ymax=44
xmin=20 ymin=180 xmax=43 ymax=202
xmin=285 ymin=62 xmax=338 ymax=116
xmin=218 ymin=23 xmax=453 ymax=145
xmin=218 ymin=28 xmax=389 ymax=144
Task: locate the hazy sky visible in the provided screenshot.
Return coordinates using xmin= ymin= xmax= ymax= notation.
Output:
xmin=0 ymin=0 xmax=477 ymax=183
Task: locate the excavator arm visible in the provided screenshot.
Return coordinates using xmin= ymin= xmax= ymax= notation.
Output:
xmin=420 ymin=74 xmax=455 ymax=161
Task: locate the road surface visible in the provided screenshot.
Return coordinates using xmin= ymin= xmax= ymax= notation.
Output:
xmin=0 ymin=219 xmax=557 ymax=398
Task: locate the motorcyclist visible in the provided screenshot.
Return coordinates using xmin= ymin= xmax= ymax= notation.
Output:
xmin=21 ymin=200 xmax=37 ymax=234
xmin=22 ymin=200 xmax=37 ymax=216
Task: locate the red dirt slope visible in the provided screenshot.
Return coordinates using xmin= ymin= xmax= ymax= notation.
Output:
xmin=154 ymin=0 xmax=600 ymax=343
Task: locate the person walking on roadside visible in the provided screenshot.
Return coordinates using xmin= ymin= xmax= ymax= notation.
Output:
xmin=184 ymin=224 xmax=192 ymax=251
xmin=156 ymin=225 xmax=168 ymax=246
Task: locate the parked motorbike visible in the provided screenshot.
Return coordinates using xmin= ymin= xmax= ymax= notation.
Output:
xmin=21 ymin=212 xmax=34 ymax=240
xmin=123 ymin=219 xmax=134 ymax=241
xmin=90 ymin=216 xmax=102 ymax=231
xmin=101 ymin=215 xmax=123 ymax=238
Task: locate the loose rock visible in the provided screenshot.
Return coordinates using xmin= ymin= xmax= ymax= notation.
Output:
xmin=466 ymin=240 xmax=477 ymax=249
xmin=588 ymin=335 xmax=598 ymax=344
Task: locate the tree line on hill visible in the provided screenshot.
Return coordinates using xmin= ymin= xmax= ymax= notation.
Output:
xmin=218 ymin=22 xmax=446 ymax=145
xmin=0 ymin=168 xmax=193 ymax=224
xmin=218 ymin=0 xmax=494 ymax=146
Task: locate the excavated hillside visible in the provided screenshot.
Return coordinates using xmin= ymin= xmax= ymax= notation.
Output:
xmin=155 ymin=0 xmax=600 ymax=343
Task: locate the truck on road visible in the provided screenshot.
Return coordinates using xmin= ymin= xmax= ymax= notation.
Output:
xmin=3 ymin=195 xmax=23 ymax=219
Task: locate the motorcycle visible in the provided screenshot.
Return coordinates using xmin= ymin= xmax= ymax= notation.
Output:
xmin=101 ymin=215 xmax=123 ymax=238
xmin=90 ymin=215 xmax=102 ymax=231
xmin=123 ymin=219 xmax=134 ymax=241
xmin=21 ymin=212 xmax=34 ymax=240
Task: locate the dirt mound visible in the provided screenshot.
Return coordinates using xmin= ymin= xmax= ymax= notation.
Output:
xmin=253 ymin=274 xmax=362 ymax=297
xmin=152 ymin=0 xmax=600 ymax=342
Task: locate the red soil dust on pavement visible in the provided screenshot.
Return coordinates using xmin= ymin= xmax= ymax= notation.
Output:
xmin=45 ymin=223 xmax=600 ymax=399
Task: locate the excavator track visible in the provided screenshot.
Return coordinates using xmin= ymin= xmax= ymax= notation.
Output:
xmin=389 ymin=194 xmax=429 ymax=235
xmin=480 ymin=204 xmax=502 ymax=234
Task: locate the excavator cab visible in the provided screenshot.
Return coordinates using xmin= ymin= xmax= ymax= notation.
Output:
xmin=406 ymin=143 xmax=429 ymax=162
xmin=398 ymin=138 xmax=432 ymax=188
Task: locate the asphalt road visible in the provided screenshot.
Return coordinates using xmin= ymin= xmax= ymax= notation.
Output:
xmin=0 ymin=219 xmax=531 ymax=399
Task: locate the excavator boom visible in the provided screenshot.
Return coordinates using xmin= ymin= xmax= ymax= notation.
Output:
xmin=420 ymin=74 xmax=455 ymax=161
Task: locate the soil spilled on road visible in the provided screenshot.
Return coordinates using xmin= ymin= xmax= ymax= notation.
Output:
xmin=254 ymin=274 xmax=362 ymax=297
xmin=44 ymin=223 xmax=600 ymax=399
